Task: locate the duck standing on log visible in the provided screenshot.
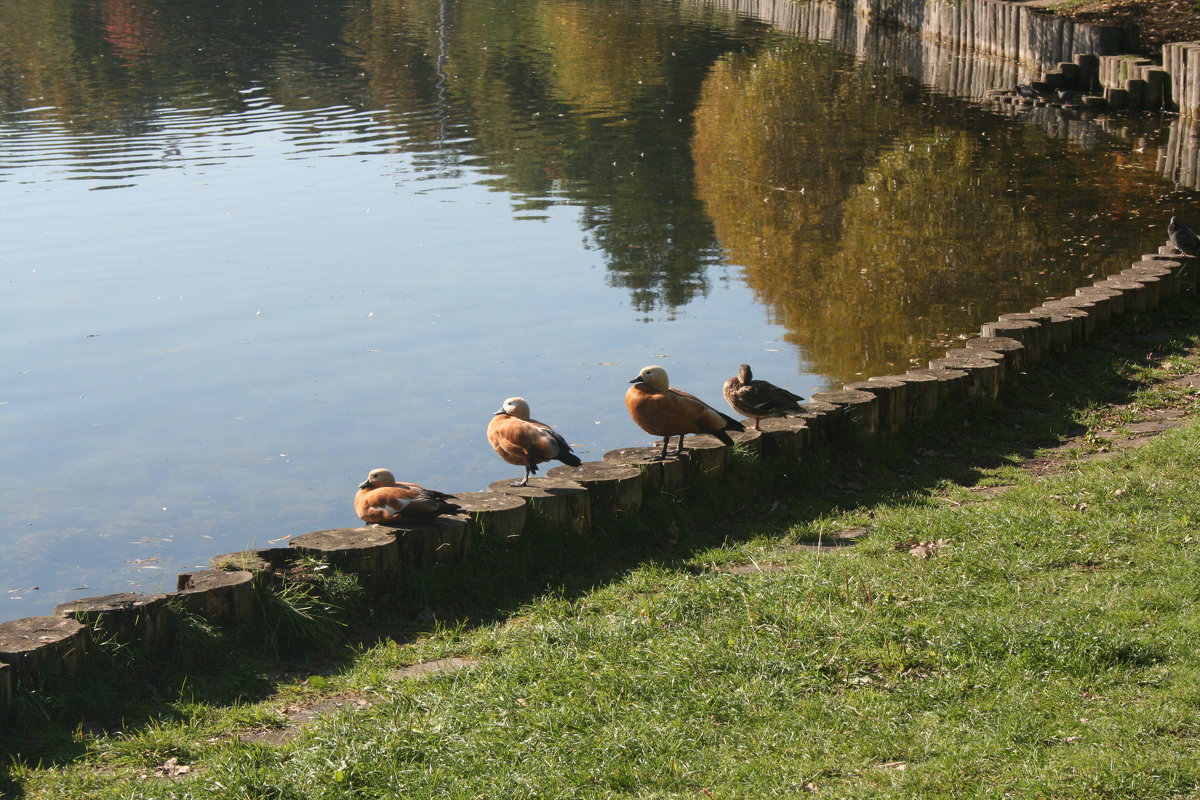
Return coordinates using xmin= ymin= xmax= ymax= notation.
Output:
xmin=487 ymin=397 xmax=581 ymax=486
xmin=355 ymin=468 xmax=461 ymax=524
xmin=626 ymin=365 xmax=745 ymax=460
xmin=723 ymin=363 xmax=804 ymax=431
xmin=1168 ymin=216 xmax=1200 ymax=256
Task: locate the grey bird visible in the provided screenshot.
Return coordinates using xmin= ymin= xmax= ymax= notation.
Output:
xmin=1168 ymin=216 xmax=1200 ymax=256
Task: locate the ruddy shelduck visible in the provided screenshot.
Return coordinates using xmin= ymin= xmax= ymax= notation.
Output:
xmin=354 ymin=468 xmax=461 ymax=525
xmin=626 ymin=365 xmax=745 ymax=459
xmin=487 ymin=397 xmax=582 ymax=486
xmin=723 ymin=363 xmax=804 ymax=431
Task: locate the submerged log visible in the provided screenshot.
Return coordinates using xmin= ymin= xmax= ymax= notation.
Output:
xmin=602 ymin=447 xmax=689 ymax=494
xmin=54 ymin=592 xmax=171 ymax=645
xmin=547 ymin=461 xmax=644 ymax=516
xmin=487 ymin=477 xmax=591 ymax=537
xmin=289 ymin=527 xmax=400 ymax=582
xmin=451 ymin=491 xmax=528 ymax=547
xmin=173 ymin=570 xmax=256 ymax=624
xmin=0 ymin=616 xmax=89 ymax=679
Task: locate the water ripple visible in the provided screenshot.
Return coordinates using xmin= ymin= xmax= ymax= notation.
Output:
xmin=0 ymin=100 xmax=447 ymax=188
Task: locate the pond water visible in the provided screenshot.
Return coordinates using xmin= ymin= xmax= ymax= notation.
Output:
xmin=1 ymin=0 xmax=1195 ymax=616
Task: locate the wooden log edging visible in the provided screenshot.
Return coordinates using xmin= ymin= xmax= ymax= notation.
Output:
xmin=3 ymin=249 xmax=1197 ymax=708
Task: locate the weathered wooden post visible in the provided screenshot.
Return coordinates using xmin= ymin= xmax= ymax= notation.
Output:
xmin=964 ymin=335 xmax=1026 ymax=371
xmin=547 ymin=462 xmax=645 ymax=516
xmin=875 ymin=372 xmax=939 ymax=420
xmin=1075 ymin=285 xmax=1124 ymax=325
xmin=844 ymin=377 xmax=908 ymax=433
xmin=173 ymin=570 xmax=257 ymax=624
xmin=928 ymin=352 xmax=1001 ymax=399
xmin=980 ymin=318 xmax=1042 ymax=363
xmin=289 ymin=527 xmax=400 ymax=584
xmin=211 ymin=547 xmax=295 ymax=586
xmin=54 ymin=592 xmax=171 ymax=645
xmin=680 ymin=434 xmax=734 ymax=480
xmin=796 ymin=401 xmax=842 ymax=447
xmin=1042 ymin=296 xmax=1099 ymax=341
xmin=1031 ymin=304 xmax=1090 ymax=347
xmin=1094 ymin=276 xmax=1147 ymax=312
xmin=0 ymin=616 xmax=89 ymax=680
xmin=754 ymin=416 xmax=810 ymax=460
xmin=1121 ymin=265 xmax=1169 ymax=303
xmin=996 ymin=311 xmax=1053 ymax=360
xmin=451 ymin=491 xmax=528 ymax=547
xmin=809 ymin=388 xmax=879 ymax=438
xmin=906 ymin=366 xmax=970 ymax=408
xmin=487 ymin=477 xmax=592 ymax=537
xmin=753 ymin=417 xmax=811 ymax=460
xmin=1128 ymin=260 xmax=1180 ymax=297
xmin=602 ymin=448 xmax=689 ymax=494
xmin=388 ymin=516 xmax=472 ymax=567
xmin=727 ymin=429 xmax=764 ymax=460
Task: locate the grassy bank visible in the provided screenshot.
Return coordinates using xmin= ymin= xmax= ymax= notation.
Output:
xmin=7 ymin=298 xmax=1200 ymax=799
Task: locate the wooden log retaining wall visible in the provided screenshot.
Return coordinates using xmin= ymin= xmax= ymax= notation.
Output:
xmin=698 ymin=0 xmax=1200 ymax=118
xmin=1 ymin=239 xmax=1196 ymax=708
xmin=699 ymin=0 xmax=1200 ymax=188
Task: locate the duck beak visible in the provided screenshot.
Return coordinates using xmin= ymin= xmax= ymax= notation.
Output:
xmin=493 ymin=407 xmax=506 ymax=416
xmin=358 ymin=480 xmax=372 ymax=489
xmin=628 ymin=375 xmax=643 ymax=384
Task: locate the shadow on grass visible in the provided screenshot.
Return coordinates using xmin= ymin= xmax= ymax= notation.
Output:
xmin=5 ymin=297 xmax=1198 ymax=768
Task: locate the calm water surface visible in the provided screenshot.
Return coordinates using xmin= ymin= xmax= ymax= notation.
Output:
xmin=1 ymin=0 xmax=1193 ymax=615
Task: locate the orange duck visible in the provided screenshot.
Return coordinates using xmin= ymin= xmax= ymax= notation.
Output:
xmin=625 ymin=364 xmax=745 ymax=459
xmin=354 ymin=468 xmax=461 ymax=524
xmin=487 ymin=397 xmax=581 ymax=486
xmin=723 ymin=363 xmax=804 ymax=431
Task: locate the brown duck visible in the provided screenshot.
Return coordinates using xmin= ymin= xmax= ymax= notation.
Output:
xmin=723 ymin=364 xmax=804 ymax=431
xmin=487 ymin=397 xmax=582 ymax=486
xmin=625 ymin=365 xmax=745 ymax=459
xmin=354 ymin=468 xmax=461 ymax=524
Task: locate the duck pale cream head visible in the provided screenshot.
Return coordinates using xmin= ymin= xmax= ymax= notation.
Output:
xmin=360 ymin=468 xmax=397 ymax=489
xmin=630 ymin=365 xmax=670 ymax=390
xmin=496 ymin=397 xmax=532 ymax=420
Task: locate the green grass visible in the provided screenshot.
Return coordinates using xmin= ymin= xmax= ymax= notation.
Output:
xmin=8 ymin=300 xmax=1200 ymax=799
